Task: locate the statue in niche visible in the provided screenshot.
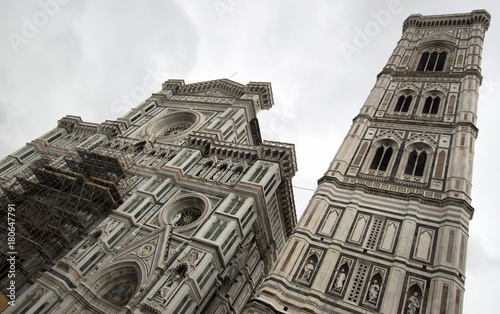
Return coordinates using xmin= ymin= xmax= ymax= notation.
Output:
xmin=300 ymin=259 xmax=315 ymax=282
xmin=228 ymin=168 xmax=242 ymax=184
xmin=198 ymin=162 xmax=212 ymax=177
xmin=158 ymin=280 xmax=174 ymax=299
xmin=333 ymin=268 xmax=347 ymax=292
xmin=367 ymin=280 xmax=380 ymax=304
xmin=407 ymin=292 xmax=420 ymax=314
xmin=154 ymin=265 xmax=186 ymax=302
xmin=212 ymin=168 xmax=224 ymax=181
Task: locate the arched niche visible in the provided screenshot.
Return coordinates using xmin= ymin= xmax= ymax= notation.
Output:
xmin=331 ymin=262 xmax=350 ymax=293
xmin=365 ymin=273 xmax=383 ymax=305
xmin=93 ymin=265 xmax=141 ymax=308
xmin=404 ymin=284 xmax=423 ymax=314
xmin=298 ymin=253 xmax=319 ymax=283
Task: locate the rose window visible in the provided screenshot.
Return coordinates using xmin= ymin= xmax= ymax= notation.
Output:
xmin=145 ymin=111 xmax=203 ymax=142
xmin=173 ymin=207 xmax=203 ymax=227
xmin=159 ymin=123 xmax=191 ymax=137
xmin=159 ymin=194 xmax=210 ymax=230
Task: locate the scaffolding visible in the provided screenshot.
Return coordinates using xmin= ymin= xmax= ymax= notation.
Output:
xmin=0 ymin=148 xmax=133 ymax=293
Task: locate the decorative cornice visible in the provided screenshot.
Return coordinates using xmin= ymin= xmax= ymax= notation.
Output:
xmin=403 ymin=10 xmax=490 ymax=32
xmin=161 ymin=79 xmax=274 ymax=111
xmin=317 ymin=175 xmax=474 ymax=219
xmin=353 ymin=115 xmax=479 ymax=135
xmin=185 ymin=133 xmax=297 ymax=178
xmin=377 ymin=68 xmax=483 ymax=82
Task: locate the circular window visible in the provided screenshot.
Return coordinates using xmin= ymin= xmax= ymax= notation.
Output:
xmin=145 ymin=110 xmax=203 ymax=142
xmin=172 ymin=207 xmax=203 ymax=227
xmin=159 ymin=123 xmax=191 ymax=137
xmin=159 ymin=194 xmax=210 ymax=231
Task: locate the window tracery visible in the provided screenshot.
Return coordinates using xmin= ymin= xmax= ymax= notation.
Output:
xmin=394 ymin=95 xmax=413 ymax=113
xmin=158 ymin=123 xmax=191 ymax=137
xmin=369 ymin=145 xmax=393 ymax=171
xmin=158 ymin=194 xmax=210 ymax=230
xmin=395 ymin=141 xmax=434 ymax=184
xmin=404 ymin=148 xmax=427 ymax=177
xmin=422 ymin=96 xmax=441 ymax=114
xmin=416 ymin=51 xmax=447 ymax=71
xmin=171 ymin=207 xmax=203 ymax=227
xmin=362 ymin=139 xmax=399 ymax=179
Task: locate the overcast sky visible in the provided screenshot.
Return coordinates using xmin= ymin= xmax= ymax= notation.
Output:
xmin=1 ymin=0 xmax=499 ymax=312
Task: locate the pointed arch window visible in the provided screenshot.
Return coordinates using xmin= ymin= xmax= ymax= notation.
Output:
xmin=394 ymin=95 xmax=413 ymax=113
xmin=404 ymin=149 xmax=427 ymax=177
xmin=370 ymin=145 xmax=393 ymax=171
xmin=422 ymin=96 xmax=440 ymax=114
xmin=417 ymin=51 xmax=447 ymax=71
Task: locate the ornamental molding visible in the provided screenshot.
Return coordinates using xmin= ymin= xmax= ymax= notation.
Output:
xmin=373 ymin=130 xmax=404 ymax=146
xmin=417 ymin=30 xmax=458 ymax=47
xmin=406 ymin=132 xmax=438 ymax=149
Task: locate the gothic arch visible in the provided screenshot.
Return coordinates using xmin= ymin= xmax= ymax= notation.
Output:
xmin=396 ymin=141 xmax=435 ymax=183
xmin=211 ymin=159 xmax=232 ymax=181
xmin=365 ymin=272 xmax=383 ymax=305
xmin=226 ymin=161 xmax=248 ymax=184
xmin=417 ymin=31 xmax=457 ymax=48
xmin=89 ymin=229 xmax=103 ymax=244
xmin=395 ymin=87 xmax=419 ymax=97
xmin=298 ymin=252 xmax=320 ymax=283
xmin=362 ymin=138 xmax=400 ymax=178
xmin=331 ymin=262 xmax=350 ymax=293
xmin=391 ymin=88 xmax=417 ymax=115
xmin=406 ymin=133 xmax=437 ymax=150
xmin=192 ymin=156 xmax=218 ymax=178
xmin=404 ymin=284 xmax=423 ymax=314
xmin=412 ymin=37 xmax=455 ymax=72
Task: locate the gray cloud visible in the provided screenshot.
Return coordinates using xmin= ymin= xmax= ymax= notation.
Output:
xmin=1 ymin=1 xmax=499 ymax=312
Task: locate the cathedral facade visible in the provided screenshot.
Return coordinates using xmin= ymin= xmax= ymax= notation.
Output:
xmin=0 ymin=10 xmax=490 ymax=314
xmin=0 ymin=80 xmax=297 ymax=313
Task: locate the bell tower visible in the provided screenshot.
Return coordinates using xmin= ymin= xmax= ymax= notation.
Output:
xmin=247 ymin=10 xmax=490 ymax=314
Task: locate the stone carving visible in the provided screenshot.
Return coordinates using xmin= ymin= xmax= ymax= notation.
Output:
xmin=300 ymin=259 xmax=315 ymax=282
xmin=367 ymin=280 xmax=380 ymax=304
xmin=212 ymin=168 xmax=225 ymax=181
xmin=197 ymin=162 xmax=212 ymax=178
xmin=153 ymin=263 xmax=189 ymax=302
xmin=87 ymin=261 xmax=103 ymax=278
xmin=159 ymin=123 xmax=191 ymax=137
xmin=407 ymin=292 xmax=420 ymax=314
xmin=227 ymin=167 xmax=243 ymax=184
xmin=333 ymin=269 xmax=346 ymax=292
xmin=138 ymin=244 xmax=154 ymax=258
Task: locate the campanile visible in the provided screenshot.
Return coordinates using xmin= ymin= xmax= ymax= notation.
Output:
xmin=247 ymin=10 xmax=490 ymax=314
